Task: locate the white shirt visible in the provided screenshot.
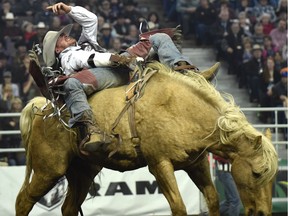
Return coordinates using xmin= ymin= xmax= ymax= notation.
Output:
xmin=59 ymin=6 xmax=112 ymax=75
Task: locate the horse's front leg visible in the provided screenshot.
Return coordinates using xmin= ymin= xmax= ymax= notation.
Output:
xmin=62 ymin=157 xmax=102 ymax=216
xmin=148 ymin=160 xmax=187 ymax=216
xmin=184 ymin=157 xmax=220 ymax=216
xmin=15 ymin=171 xmax=64 ymax=216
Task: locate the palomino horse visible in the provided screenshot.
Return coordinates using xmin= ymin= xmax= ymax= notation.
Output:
xmin=15 ymin=62 xmax=278 ymax=216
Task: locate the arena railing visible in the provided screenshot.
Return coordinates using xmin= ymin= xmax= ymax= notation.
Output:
xmin=0 ymin=107 xmax=287 ymax=154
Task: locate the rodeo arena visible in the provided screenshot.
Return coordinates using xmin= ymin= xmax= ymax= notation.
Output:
xmin=0 ymin=0 xmax=287 ymax=216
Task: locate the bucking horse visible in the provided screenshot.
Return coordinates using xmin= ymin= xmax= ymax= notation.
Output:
xmin=15 ymin=60 xmax=278 ymax=216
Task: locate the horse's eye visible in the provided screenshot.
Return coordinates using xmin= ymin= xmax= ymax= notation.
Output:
xmin=252 ymin=171 xmax=261 ymax=178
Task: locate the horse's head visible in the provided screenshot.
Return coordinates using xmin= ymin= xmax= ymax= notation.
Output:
xmin=231 ymin=129 xmax=278 ymax=216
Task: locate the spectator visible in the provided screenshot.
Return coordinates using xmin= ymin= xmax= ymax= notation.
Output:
xmin=111 ymin=12 xmax=130 ymax=39
xmin=215 ymin=0 xmax=237 ymax=19
xmin=273 ymin=51 xmax=284 ymax=72
xmin=1 ymin=97 xmax=25 ymax=165
xmin=195 ymin=0 xmax=217 ymax=46
xmin=258 ymin=57 xmax=280 ymax=123
xmin=21 ymin=21 xmax=39 ymax=50
xmin=98 ymin=23 xmax=114 ymax=50
xmin=269 ymin=0 xmax=280 ymax=10
xmin=239 ymin=37 xmax=253 ymax=88
xmin=13 ymin=0 xmax=41 ymax=17
xmin=122 ymin=0 xmax=143 ymax=26
xmin=269 ymin=19 xmax=287 ymax=52
xmin=262 ymin=35 xmax=278 ymax=60
xmin=123 ymin=24 xmax=139 ymax=46
xmin=34 ymin=22 xmax=50 ymax=48
xmin=13 ymin=40 xmax=28 ymax=67
xmin=0 ymin=71 xmax=19 ymax=97
xmin=176 ymin=0 xmax=199 ymax=39
xmin=19 ymin=54 xmax=41 ymax=103
xmin=109 ymin=37 xmax=124 ymax=53
xmin=251 ymin=22 xmax=265 ymax=46
xmin=0 ymin=83 xmax=16 ymax=112
xmin=268 ymin=67 xmax=288 ymax=139
xmin=110 ymin=0 xmax=124 ymax=20
xmin=0 ymin=52 xmax=14 ymax=84
xmin=162 ymin=0 xmax=177 ymax=22
xmin=147 ymin=12 xmax=161 ymax=30
xmin=235 ymin=0 xmax=254 ymax=14
xmin=12 ymin=52 xmax=28 ymax=98
xmin=98 ymin=0 xmax=114 ymax=23
xmin=211 ymin=10 xmax=231 ymax=60
xmin=33 ymin=1 xmax=53 ymax=26
xmin=275 ymin=0 xmax=287 ymax=18
xmin=238 ymin=11 xmax=252 ymax=37
xmin=259 ymin=13 xmax=274 ymax=35
xmin=242 ymin=37 xmax=253 ymax=64
xmin=2 ymin=12 xmax=23 ymax=53
xmin=0 ymin=40 xmax=8 ymax=56
xmin=49 ymin=16 xmax=63 ymax=31
xmin=221 ymin=20 xmax=244 ymax=75
xmin=243 ymin=44 xmax=264 ymax=103
xmin=249 ymin=0 xmax=277 ymax=24
xmin=214 ymin=155 xmax=241 ymax=216
xmin=1 ymin=1 xmax=13 ymax=16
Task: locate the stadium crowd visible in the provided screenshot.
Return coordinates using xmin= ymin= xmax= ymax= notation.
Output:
xmin=0 ymin=0 xmax=287 ymax=165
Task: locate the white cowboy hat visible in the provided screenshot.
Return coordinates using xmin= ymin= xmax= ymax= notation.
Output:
xmin=36 ymin=22 xmax=47 ymax=29
xmin=42 ymin=24 xmax=73 ymax=67
xmin=3 ymin=12 xmax=16 ymax=20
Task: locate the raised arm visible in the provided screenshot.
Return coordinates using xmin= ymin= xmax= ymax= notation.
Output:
xmin=47 ymin=2 xmax=98 ymax=45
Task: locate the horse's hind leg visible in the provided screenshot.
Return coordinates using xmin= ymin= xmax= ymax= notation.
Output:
xmin=61 ymin=158 xmax=102 ymax=216
xmin=148 ymin=160 xmax=187 ymax=216
xmin=16 ymin=173 xmax=63 ymax=216
xmin=184 ymin=156 xmax=219 ymax=216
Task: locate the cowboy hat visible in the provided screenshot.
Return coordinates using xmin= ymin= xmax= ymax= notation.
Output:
xmin=252 ymin=44 xmax=262 ymax=51
xmin=42 ymin=24 xmax=73 ymax=67
xmin=3 ymin=12 xmax=16 ymax=20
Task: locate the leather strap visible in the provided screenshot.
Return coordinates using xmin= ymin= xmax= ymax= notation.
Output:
xmin=174 ymin=64 xmax=199 ymax=71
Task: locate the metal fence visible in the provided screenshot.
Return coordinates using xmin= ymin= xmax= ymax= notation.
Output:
xmin=0 ymin=107 xmax=287 ymax=154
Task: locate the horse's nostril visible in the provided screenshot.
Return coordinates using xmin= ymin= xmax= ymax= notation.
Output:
xmin=257 ymin=211 xmax=265 ymax=216
xmin=252 ymin=171 xmax=261 ymax=178
xmin=248 ymin=208 xmax=254 ymax=216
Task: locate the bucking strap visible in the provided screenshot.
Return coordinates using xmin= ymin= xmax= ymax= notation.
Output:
xmin=110 ymin=67 xmax=157 ymax=150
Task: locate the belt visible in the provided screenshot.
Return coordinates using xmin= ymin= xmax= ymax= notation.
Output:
xmin=217 ymin=163 xmax=231 ymax=172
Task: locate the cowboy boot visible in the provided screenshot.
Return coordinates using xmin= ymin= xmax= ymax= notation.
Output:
xmin=79 ymin=110 xmax=111 ymax=152
xmin=175 ymin=61 xmax=221 ymax=82
xmin=126 ymin=40 xmax=152 ymax=58
xmin=126 ymin=25 xmax=182 ymax=58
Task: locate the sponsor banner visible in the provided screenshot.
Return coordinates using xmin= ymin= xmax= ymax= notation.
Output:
xmin=0 ymin=166 xmax=201 ymax=216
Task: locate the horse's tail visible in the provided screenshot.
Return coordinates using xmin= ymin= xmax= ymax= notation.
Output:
xmin=19 ymin=97 xmax=47 ymax=192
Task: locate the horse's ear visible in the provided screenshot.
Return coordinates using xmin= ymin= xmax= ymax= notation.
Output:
xmin=254 ymin=135 xmax=262 ymax=150
xmin=264 ymin=128 xmax=272 ymax=140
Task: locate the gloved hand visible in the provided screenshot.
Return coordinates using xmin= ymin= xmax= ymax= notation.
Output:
xmin=109 ymin=54 xmax=144 ymax=70
xmin=109 ymin=54 xmax=136 ymax=65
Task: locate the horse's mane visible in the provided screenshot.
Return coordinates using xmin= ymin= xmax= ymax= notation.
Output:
xmin=148 ymin=61 xmax=248 ymax=140
xmin=148 ymin=62 xmax=278 ymax=185
xmin=148 ymin=62 xmax=228 ymax=110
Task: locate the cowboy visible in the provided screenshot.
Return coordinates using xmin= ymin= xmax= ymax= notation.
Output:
xmin=42 ymin=2 xmax=220 ymax=152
